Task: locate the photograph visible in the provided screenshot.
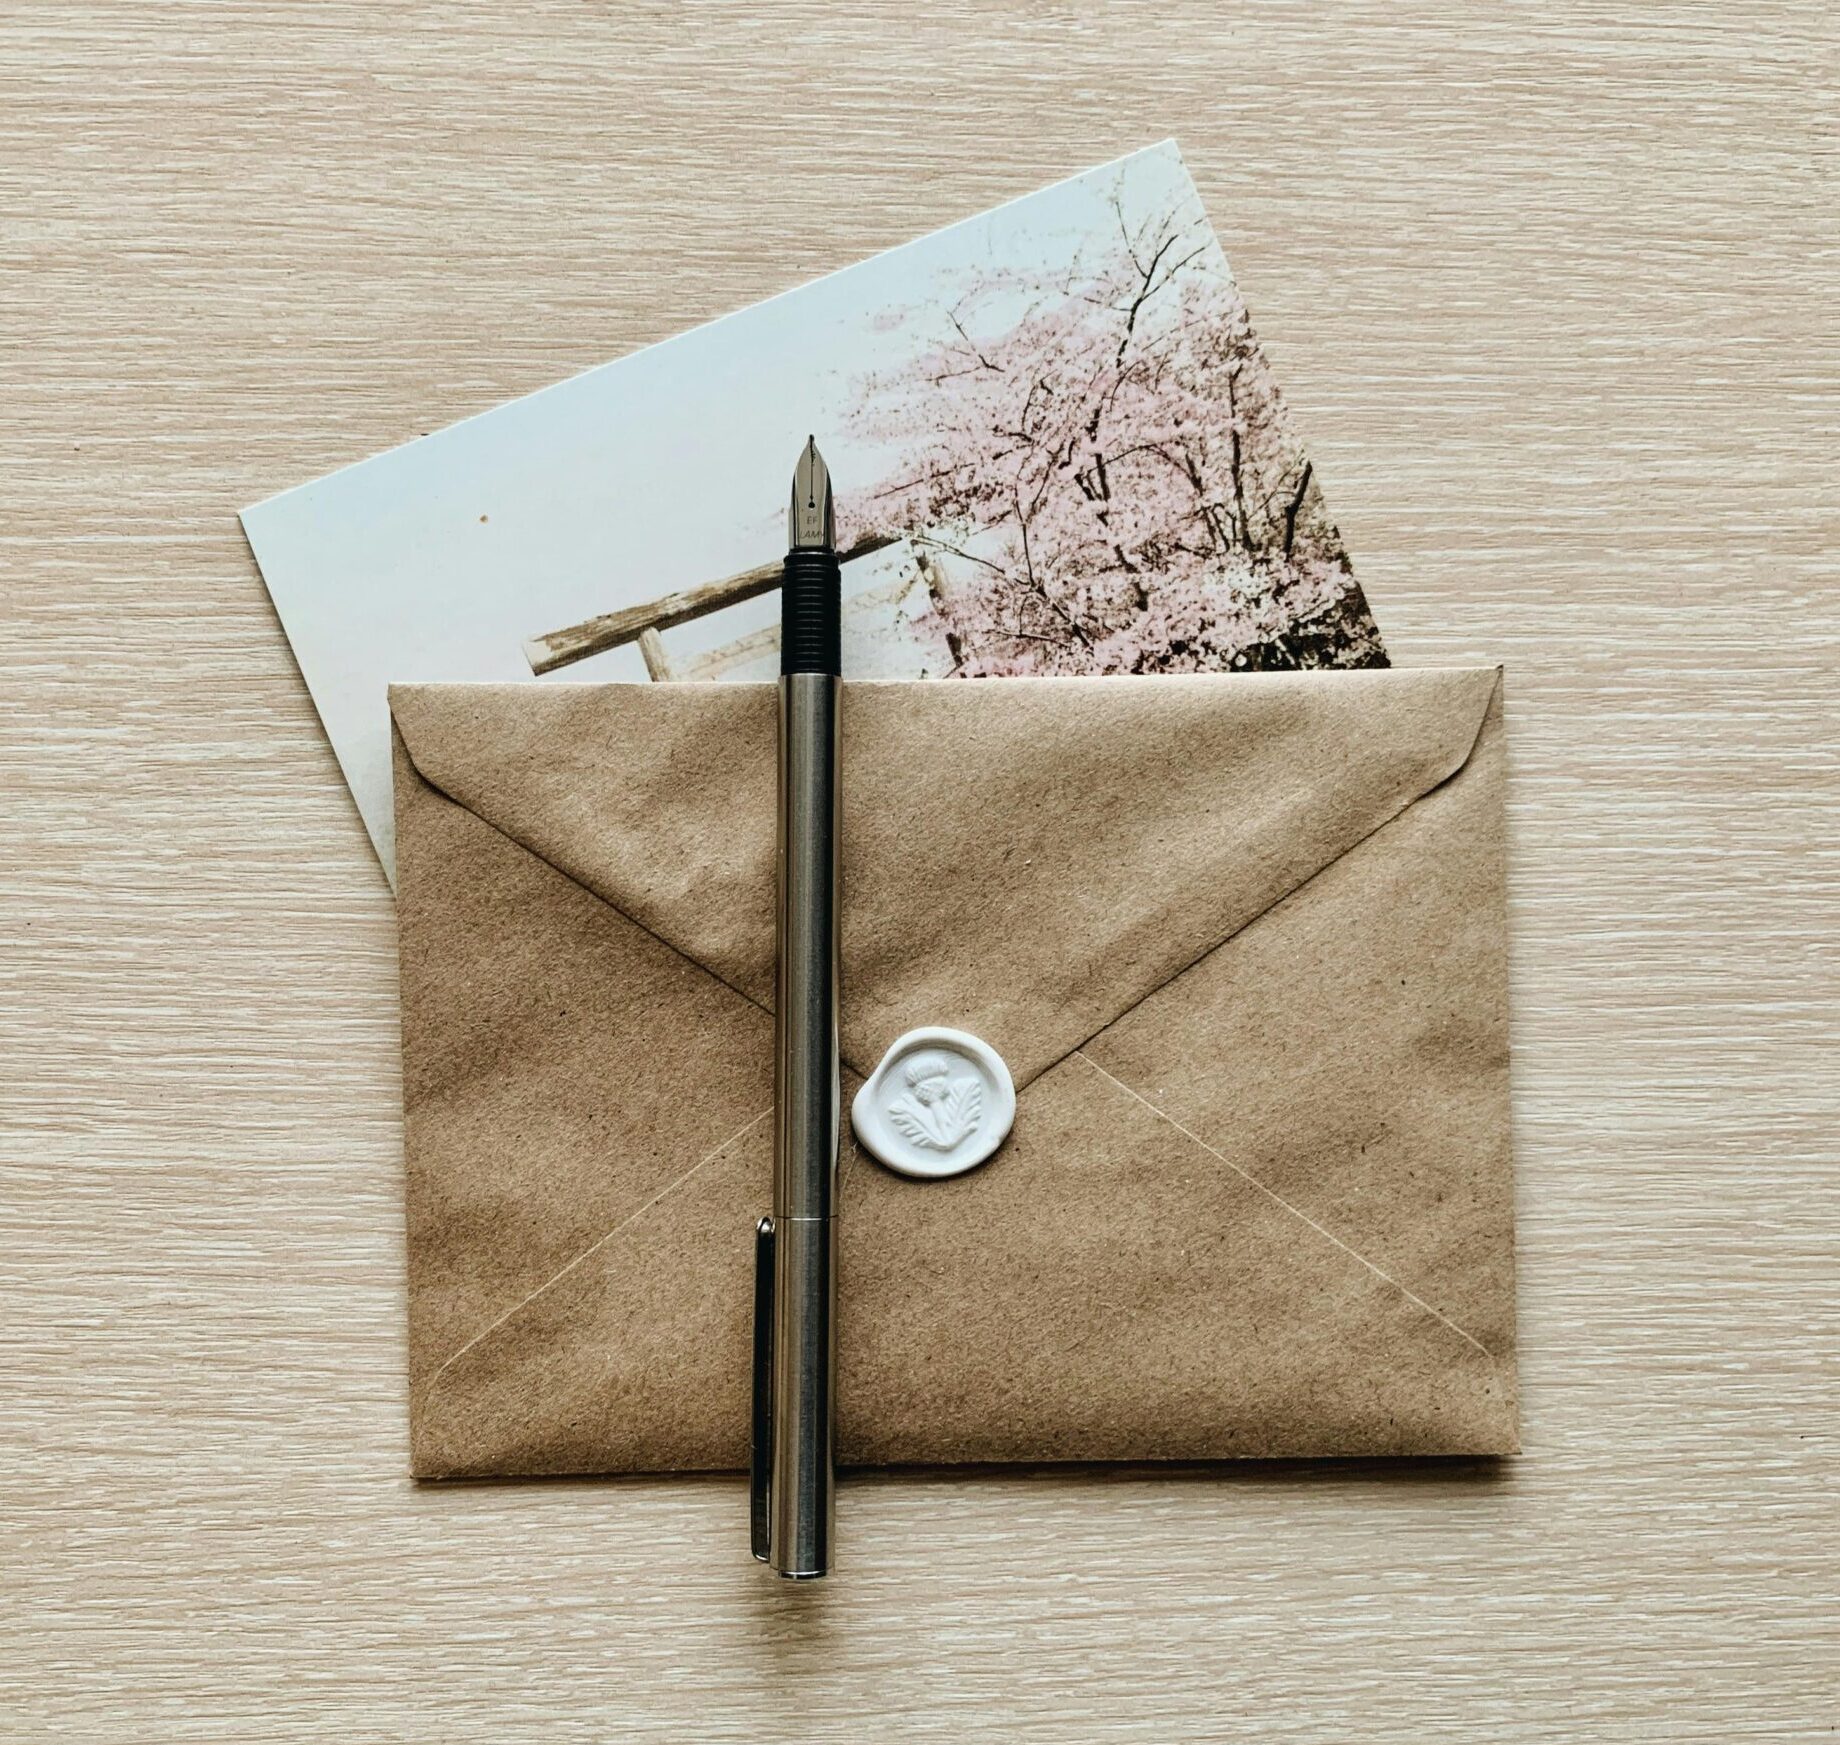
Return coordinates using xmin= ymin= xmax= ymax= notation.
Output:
xmin=242 ymin=143 xmax=1384 ymax=874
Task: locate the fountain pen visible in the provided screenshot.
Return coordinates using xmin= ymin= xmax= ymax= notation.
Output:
xmin=751 ymin=438 xmax=842 ymax=1578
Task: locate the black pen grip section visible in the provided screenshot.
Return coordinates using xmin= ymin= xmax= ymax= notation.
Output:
xmin=780 ymin=549 xmax=842 ymax=675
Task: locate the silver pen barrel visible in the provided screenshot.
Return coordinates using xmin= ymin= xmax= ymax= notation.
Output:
xmin=769 ymin=671 xmax=839 ymax=1577
xmin=755 ymin=436 xmax=841 ymax=1579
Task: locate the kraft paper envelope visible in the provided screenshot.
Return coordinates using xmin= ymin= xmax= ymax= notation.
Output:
xmin=391 ymin=668 xmax=1517 ymax=1478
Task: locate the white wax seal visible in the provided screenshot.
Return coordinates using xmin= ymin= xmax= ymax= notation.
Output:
xmin=851 ymin=1027 xmax=1015 ymax=1180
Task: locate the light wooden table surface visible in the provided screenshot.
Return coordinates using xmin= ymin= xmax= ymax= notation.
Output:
xmin=4 ymin=3 xmax=1835 ymax=1739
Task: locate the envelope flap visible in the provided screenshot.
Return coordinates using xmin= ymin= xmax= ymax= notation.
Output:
xmin=392 ymin=680 xmax=780 ymax=1009
xmin=391 ymin=668 xmax=1500 ymax=1085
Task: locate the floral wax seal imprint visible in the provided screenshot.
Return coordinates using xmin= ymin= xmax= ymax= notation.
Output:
xmin=851 ymin=1027 xmax=1016 ymax=1181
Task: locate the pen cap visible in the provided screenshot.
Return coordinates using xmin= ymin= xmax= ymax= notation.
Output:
xmin=780 ymin=549 xmax=842 ymax=676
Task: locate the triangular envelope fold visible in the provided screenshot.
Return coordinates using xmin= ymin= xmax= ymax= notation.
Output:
xmin=412 ymin=1113 xmax=769 ymax=1479
xmin=419 ymin=1043 xmax=1514 ymax=1475
xmin=393 ymin=668 xmax=1501 ymax=1088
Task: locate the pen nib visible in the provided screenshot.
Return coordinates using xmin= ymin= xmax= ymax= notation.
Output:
xmin=789 ymin=436 xmax=835 ymax=551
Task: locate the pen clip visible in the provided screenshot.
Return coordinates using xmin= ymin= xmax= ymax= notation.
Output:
xmin=749 ymin=1215 xmax=775 ymax=1563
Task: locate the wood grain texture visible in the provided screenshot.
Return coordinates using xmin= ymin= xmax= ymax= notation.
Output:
xmin=2 ymin=1 xmax=1834 ymax=1738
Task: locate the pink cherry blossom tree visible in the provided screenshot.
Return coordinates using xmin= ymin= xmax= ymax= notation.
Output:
xmin=846 ymin=183 xmax=1387 ymax=676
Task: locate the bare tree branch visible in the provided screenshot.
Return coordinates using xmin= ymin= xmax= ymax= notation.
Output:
xmin=1282 ymin=461 xmax=1314 ymax=558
